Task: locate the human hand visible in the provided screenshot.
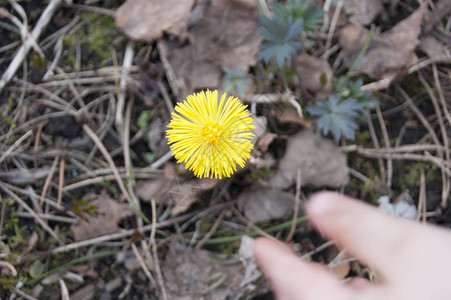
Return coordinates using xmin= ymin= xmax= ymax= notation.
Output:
xmin=253 ymin=192 xmax=451 ymax=300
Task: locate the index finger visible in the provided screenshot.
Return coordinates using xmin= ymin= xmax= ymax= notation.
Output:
xmin=306 ymin=192 xmax=439 ymax=280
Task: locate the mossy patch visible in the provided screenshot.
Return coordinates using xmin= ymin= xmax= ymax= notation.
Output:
xmin=63 ymin=12 xmax=124 ymax=70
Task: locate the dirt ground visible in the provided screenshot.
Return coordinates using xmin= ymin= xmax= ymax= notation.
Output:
xmin=0 ymin=0 xmax=451 ymax=299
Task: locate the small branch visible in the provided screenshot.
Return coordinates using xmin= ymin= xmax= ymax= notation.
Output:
xmin=286 ymin=169 xmax=301 ymax=242
xmin=0 ymin=0 xmax=62 ymax=93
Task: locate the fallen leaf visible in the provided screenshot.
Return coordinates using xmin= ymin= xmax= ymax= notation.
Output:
xmin=237 ymin=184 xmax=294 ymax=223
xmin=270 ymin=107 xmax=311 ymax=127
xmin=115 ymin=0 xmax=194 ymax=41
xmin=166 ymin=41 xmax=222 ymax=92
xmin=356 ymin=6 xmax=426 ymax=80
xmin=257 ymin=133 xmax=277 ymax=152
xmin=419 ymin=35 xmax=451 ymax=63
xmin=294 ymin=56 xmax=333 ymax=99
xmin=163 ymin=243 xmax=244 ymax=300
xmin=271 ymin=129 xmax=349 ymax=188
xmin=134 ymin=177 xmax=217 ymax=215
xmin=251 ymin=116 xmax=267 ymax=146
xmin=147 ymin=117 xmax=170 ymax=157
xmin=71 ymin=192 xmax=134 ymax=241
xmin=188 ymin=0 xmax=262 ymax=71
xmin=341 ymin=0 xmax=383 ymax=25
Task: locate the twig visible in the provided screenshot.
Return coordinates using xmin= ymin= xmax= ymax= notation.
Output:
xmin=82 ymin=124 xmax=134 ymax=205
xmin=131 ymin=242 xmax=157 ymax=287
xmin=0 ymin=181 xmax=62 ymax=243
xmin=157 ymin=40 xmax=187 ymax=98
xmin=158 ymin=81 xmax=174 ymax=114
xmin=149 ymin=199 xmax=168 ymax=300
xmin=0 ymin=0 xmax=62 ymax=93
xmin=150 ymin=151 xmax=173 ymax=169
xmin=48 ymin=204 xmax=228 ymax=254
xmin=0 ymin=129 xmax=33 ymax=164
xmin=40 ymin=156 xmax=59 ymax=206
xmin=376 ymin=107 xmax=393 ymax=188
xmin=57 ymin=157 xmax=65 ymax=206
xmin=286 ymin=169 xmax=301 ymax=242
xmin=195 ymin=210 xmax=225 ymax=249
xmin=366 ymin=113 xmax=386 ymax=183
xmin=418 ymin=74 xmax=449 ymax=207
xmin=116 ymin=41 xmax=134 ymax=129
xmin=323 ymin=0 xmax=343 ymax=60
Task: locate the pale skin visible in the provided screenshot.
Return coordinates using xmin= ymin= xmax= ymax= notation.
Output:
xmin=253 ymin=192 xmax=451 ymax=300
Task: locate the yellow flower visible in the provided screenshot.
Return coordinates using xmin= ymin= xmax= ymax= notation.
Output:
xmin=166 ymin=90 xmax=255 ymax=179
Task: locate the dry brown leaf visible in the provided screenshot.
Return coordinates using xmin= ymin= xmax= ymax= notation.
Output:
xmin=342 ymin=0 xmax=383 ymax=25
xmin=115 ymin=0 xmax=194 ymax=41
xmin=71 ymin=192 xmax=134 ymax=241
xmin=163 ymin=243 xmax=244 ymax=300
xmin=166 ymin=41 xmax=222 ymax=93
xmin=251 ymin=116 xmax=267 ymax=146
xmin=419 ymin=35 xmax=451 ymax=63
xmin=271 ymin=129 xmax=349 ymax=188
xmin=357 ymin=6 xmax=426 ymax=80
xmin=188 ymin=0 xmax=262 ymax=71
xmin=294 ymin=56 xmax=333 ymax=99
xmin=237 ymin=184 xmax=294 ymax=223
xmin=330 ymin=261 xmax=351 ymax=279
xmin=257 ymin=133 xmax=277 ymax=152
xmin=134 ymin=177 xmax=217 ymax=215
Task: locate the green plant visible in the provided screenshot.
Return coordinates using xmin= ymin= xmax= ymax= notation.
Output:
xmin=222 ymin=67 xmax=250 ymax=96
xmin=334 ymin=77 xmax=379 ymax=109
xmin=273 ymin=0 xmax=323 ymax=30
xmin=307 ymin=94 xmax=364 ymax=140
xmin=257 ymin=15 xmax=304 ymax=67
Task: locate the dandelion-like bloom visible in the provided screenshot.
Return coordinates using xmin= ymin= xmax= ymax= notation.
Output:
xmin=166 ymin=90 xmax=255 ymax=179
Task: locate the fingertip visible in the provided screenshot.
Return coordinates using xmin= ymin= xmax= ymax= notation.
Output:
xmin=307 ymin=191 xmax=340 ymax=217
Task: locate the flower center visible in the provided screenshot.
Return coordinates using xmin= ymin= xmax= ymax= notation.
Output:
xmin=202 ymin=122 xmax=223 ymax=144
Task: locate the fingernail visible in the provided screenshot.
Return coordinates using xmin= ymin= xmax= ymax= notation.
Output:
xmin=307 ymin=192 xmax=337 ymax=216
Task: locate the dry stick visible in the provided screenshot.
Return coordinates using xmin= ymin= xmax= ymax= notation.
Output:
xmin=124 ymin=99 xmax=147 ymax=255
xmin=0 ymin=199 xmax=7 ymax=238
xmin=195 ymin=210 xmax=225 ymax=250
xmin=376 ymin=107 xmax=393 ymax=188
xmin=158 ymin=81 xmax=174 ymax=114
xmin=33 ymin=122 xmax=45 ymax=155
xmin=54 ymin=66 xmax=95 ymax=125
xmin=230 ymin=206 xmax=274 ymax=240
xmin=356 ymin=150 xmax=451 ymax=176
xmin=131 ymin=242 xmax=157 ymax=287
xmin=16 ymin=212 xmax=75 ymax=224
xmin=418 ymin=75 xmax=450 ymax=207
xmin=286 ymin=168 xmax=301 ymax=242
xmin=432 ymin=64 xmax=451 ymax=205
xmin=149 ymin=200 xmax=168 ymax=300
xmin=157 ymin=40 xmax=187 ymax=99
xmin=116 ymin=41 xmax=134 ymax=129
xmin=82 ymin=124 xmax=133 ymax=205
xmin=0 ymin=0 xmax=62 ymax=93
xmin=40 ymin=156 xmax=59 ymax=206
xmin=57 ymin=157 xmax=65 ymax=206
xmin=342 ymin=144 xmax=446 ymax=153
xmin=0 ymin=182 xmax=62 ymax=243
xmin=418 ymin=170 xmax=427 ymax=223
xmin=366 ymin=113 xmax=386 ymax=184
xmin=323 ymin=0 xmax=343 ymax=60
xmin=50 ymin=203 xmax=229 ymax=254
xmin=0 ymin=129 xmax=33 ymax=164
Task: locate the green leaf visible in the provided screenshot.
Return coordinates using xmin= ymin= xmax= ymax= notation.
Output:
xmin=29 ymin=260 xmax=45 ymax=279
xmin=257 ymin=16 xmax=304 ymax=67
xmin=307 ymin=94 xmax=364 ymax=140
